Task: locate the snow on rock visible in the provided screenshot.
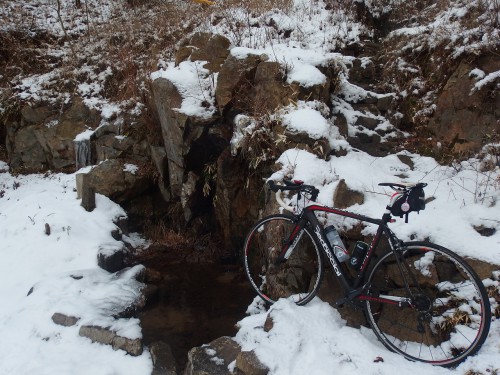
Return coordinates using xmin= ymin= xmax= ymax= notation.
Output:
xmin=151 ymin=60 xmax=217 ymax=119
xmin=281 ymin=104 xmax=330 ymax=140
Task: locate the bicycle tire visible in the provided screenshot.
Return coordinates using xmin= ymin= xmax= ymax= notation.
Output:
xmin=363 ymin=241 xmax=491 ymax=367
xmin=243 ymin=214 xmax=324 ymax=305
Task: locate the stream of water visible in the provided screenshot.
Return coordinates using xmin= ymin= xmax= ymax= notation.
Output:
xmin=138 ymin=261 xmax=254 ymax=371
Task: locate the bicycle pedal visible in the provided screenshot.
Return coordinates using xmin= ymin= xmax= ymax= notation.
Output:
xmin=335 ymin=298 xmax=347 ymax=307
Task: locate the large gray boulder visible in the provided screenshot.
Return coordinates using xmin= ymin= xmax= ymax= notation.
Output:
xmin=79 ymin=325 xmax=143 ymax=356
xmin=184 ymin=336 xmax=241 ymax=375
xmin=86 ymin=158 xmax=151 ymax=203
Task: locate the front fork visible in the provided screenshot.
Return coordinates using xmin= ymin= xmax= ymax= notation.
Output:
xmin=274 ymin=216 xmax=305 ymax=266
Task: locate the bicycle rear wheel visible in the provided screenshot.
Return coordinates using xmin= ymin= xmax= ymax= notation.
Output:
xmin=364 ymin=242 xmax=491 ymax=367
xmin=243 ymin=214 xmax=324 ymax=305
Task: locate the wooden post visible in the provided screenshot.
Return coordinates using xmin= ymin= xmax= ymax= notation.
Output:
xmin=81 ymin=173 xmax=95 ymax=212
xmin=75 ymin=173 xmax=84 ymax=199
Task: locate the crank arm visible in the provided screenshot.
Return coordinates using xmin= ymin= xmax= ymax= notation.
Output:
xmin=358 ymin=294 xmax=413 ymax=308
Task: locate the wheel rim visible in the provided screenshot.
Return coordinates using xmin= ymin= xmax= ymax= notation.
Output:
xmin=244 ymin=216 xmax=322 ymax=305
xmin=365 ymin=245 xmax=489 ymax=365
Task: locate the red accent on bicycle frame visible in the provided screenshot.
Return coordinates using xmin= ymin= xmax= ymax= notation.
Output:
xmin=306 ymin=205 xmax=361 ymax=220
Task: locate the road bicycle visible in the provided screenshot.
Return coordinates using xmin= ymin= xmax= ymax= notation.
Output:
xmin=242 ymin=179 xmax=491 ymax=367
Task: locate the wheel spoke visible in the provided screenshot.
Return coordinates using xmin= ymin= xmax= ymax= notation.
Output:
xmin=244 ymin=214 xmax=323 ymax=306
xmin=364 ymin=243 xmax=491 ymax=366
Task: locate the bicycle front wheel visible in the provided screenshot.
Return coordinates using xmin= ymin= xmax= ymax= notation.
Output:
xmin=243 ymin=214 xmax=324 ymax=305
xmin=364 ymin=242 xmax=491 ymax=367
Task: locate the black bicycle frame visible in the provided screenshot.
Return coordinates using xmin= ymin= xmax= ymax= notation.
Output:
xmin=280 ymin=204 xmax=404 ymax=304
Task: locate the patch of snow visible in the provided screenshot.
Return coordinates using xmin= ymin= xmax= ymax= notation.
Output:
xmin=74 ymin=129 xmax=94 ymax=142
xmin=123 ymin=163 xmax=139 ymax=175
xmin=281 ymin=105 xmax=330 ymax=140
xmin=151 ymin=60 xmax=217 ymax=119
xmin=472 ymin=70 xmax=500 ymax=92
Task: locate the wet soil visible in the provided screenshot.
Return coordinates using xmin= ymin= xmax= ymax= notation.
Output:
xmin=138 ymin=260 xmax=255 ymax=371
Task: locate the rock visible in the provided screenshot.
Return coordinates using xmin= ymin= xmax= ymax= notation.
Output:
xmin=377 ymin=95 xmax=393 ymax=112
xmin=274 ymin=123 xmax=331 ymax=158
xmin=209 ymin=336 xmax=241 ymax=365
xmin=75 ymin=172 xmax=85 ymax=199
xmin=333 ymin=179 xmax=364 ymax=208
xmin=355 ymin=115 xmax=380 ymax=130
xmin=428 ymin=53 xmax=499 ymax=154
xmin=112 ymin=335 xmax=143 ymax=356
xmin=111 ymin=228 xmax=122 ymax=241
xmin=150 ymin=341 xmax=177 ymax=375
xmin=253 ymin=61 xmax=295 ymax=112
xmin=464 ymin=258 xmax=499 ymax=280
xmin=184 ymin=336 xmax=241 ymax=375
xmin=396 ymin=154 xmax=414 ymax=170
xmin=263 ymin=315 xmax=273 ymax=332
xmin=178 ymin=32 xmax=231 ymax=73
xmin=79 ymin=325 xmax=115 ymax=345
xmin=214 ymin=147 xmax=262 ymax=250
xmin=79 ymin=325 xmax=143 ymax=356
xmin=152 ymin=77 xmax=214 ymax=198
xmin=51 ymin=312 xmax=80 ymax=327
xmin=334 ymin=113 xmax=349 ymax=137
xmin=7 ymin=96 xmax=100 ymax=172
xmin=347 ymin=58 xmax=377 ymax=89
xmin=235 ymin=351 xmax=269 ymax=375
xmin=9 ymin=125 xmax=49 ymax=170
xmin=113 ymin=216 xmax=129 ymax=236
xmin=473 ymin=225 xmax=496 ymax=237
xmin=87 ymin=158 xmax=151 ymax=203
xmin=150 ymin=145 xmax=171 ymax=202
xmin=97 ymin=242 xmax=127 ymax=273
xmin=215 ymin=53 xmax=262 ymax=110
xmin=95 ymin=134 xmax=135 ymax=161
xmin=21 ymin=105 xmax=52 ymax=124
xmin=181 ymin=171 xmax=200 ymax=222
xmin=317 ymin=269 xmax=367 ymax=328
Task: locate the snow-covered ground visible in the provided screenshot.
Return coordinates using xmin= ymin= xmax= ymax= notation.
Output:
xmin=236 ymin=296 xmax=500 ymax=375
xmin=0 ymin=162 xmax=152 ymax=375
xmin=234 ymin=148 xmax=500 ymax=375
xmin=0 ymin=148 xmax=498 ymax=374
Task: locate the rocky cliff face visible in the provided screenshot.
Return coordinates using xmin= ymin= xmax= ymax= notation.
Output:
xmin=428 ymin=53 xmax=500 ymax=154
xmin=3 ymin=28 xmax=498 ymax=251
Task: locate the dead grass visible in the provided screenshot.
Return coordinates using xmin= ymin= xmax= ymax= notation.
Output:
xmin=215 ymin=0 xmax=292 ymax=13
xmin=143 ymin=220 xmax=192 ymax=248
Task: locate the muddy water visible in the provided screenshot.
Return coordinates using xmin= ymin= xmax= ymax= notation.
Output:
xmin=138 ymin=262 xmax=255 ymax=371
